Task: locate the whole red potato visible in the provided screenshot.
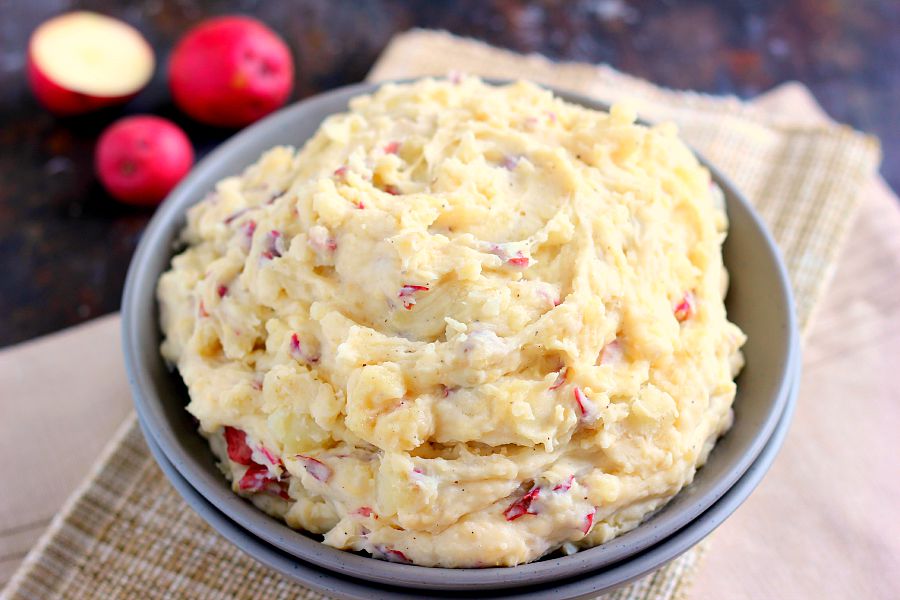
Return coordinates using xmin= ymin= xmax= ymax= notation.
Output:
xmin=95 ymin=116 xmax=194 ymax=206
xmin=169 ymin=16 xmax=294 ymax=127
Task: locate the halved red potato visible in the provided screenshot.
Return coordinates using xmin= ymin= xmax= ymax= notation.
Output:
xmin=27 ymin=12 xmax=155 ymax=115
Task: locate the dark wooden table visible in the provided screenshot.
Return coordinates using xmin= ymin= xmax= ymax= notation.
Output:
xmin=0 ymin=0 xmax=896 ymax=348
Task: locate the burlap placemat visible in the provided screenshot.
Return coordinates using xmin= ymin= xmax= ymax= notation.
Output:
xmin=0 ymin=30 xmax=881 ymax=600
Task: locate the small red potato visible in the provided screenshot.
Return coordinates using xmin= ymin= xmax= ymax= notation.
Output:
xmin=27 ymin=12 xmax=154 ymax=115
xmin=95 ymin=116 xmax=194 ymax=206
xmin=169 ymin=16 xmax=294 ymax=127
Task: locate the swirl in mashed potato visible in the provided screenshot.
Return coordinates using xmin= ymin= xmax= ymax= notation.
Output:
xmin=157 ymin=77 xmax=745 ymax=567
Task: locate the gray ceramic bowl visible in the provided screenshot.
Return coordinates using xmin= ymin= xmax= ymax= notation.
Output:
xmin=123 ymin=80 xmax=799 ymax=592
xmin=137 ymin=368 xmax=797 ymax=600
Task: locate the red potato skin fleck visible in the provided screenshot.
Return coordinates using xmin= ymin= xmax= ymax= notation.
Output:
xmin=237 ymin=463 xmax=272 ymax=491
xmin=383 ymin=141 xmax=401 ymax=154
xmin=238 ymin=465 xmax=290 ymax=499
xmin=274 ymin=484 xmax=291 ymax=500
xmin=375 ymin=545 xmax=412 ymax=564
xmin=217 ymin=284 xmax=228 ymax=298
xmin=309 ymin=233 xmax=337 ymax=253
xmin=289 ymin=333 xmax=320 ymax=363
xmin=355 ymin=506 xmax=376 ymax=518
xmin=486 ymin=244 xmax=530 ymax=268
xmin=169 ymin=16 xmax=294 ymax=127
xmin=225 ymin=426 xmax=290 ymax=499
xmin=398 ymin=285 xmax=429 ymax=309
xmin=385 ymin=549 xmax=411 ymax=563
xmin=197 ymin=300 xmax=209 ymax=318
xmin=503 ymin=486 xmax=541 ymax=521
xmin=549 ymin=368 xmax=568 ymax=390
xmin=507 ymin=253 xmax=530 ymax=267
xmin=224 ymin=426 xmax=254 ymax=465
xmin=224 ymin=207 xmax=250 ymax=224
xmin=674 ymin=292 xmax=695 ymax=322
xmin=261 ymin=229 xmax=283 ymax=260
xmin=268 ymin=228 xmax=282 ymax=246
xmin=573 ymin=387 xmax=590 ymax=416
xmin=259 ymin=445 xmax=282 ymax=468
xmin=501 ymin=155 xmax=520 ymax=170
xmin=573 ymin=387 xmax=601 ymax=425
xmin=296 ymin=455 xmax=332 ymax=482
xmin=599 ymin=339 xmax=623 ymax=364
xmin=553 ymin=475 xmax=574 ymax=492
xmin=582 ymin=508 xmax=597 ymax=534
xmin=399 ymin=285 xmax=429 ymax=293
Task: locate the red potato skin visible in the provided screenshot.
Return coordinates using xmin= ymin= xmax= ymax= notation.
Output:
xmin=95 ymin=116 xmax=194 ymax=206
xmin=169 ymin=16 xmax=294 ymax=127
xmin=26 ymin=48 xmax=138 ymax=115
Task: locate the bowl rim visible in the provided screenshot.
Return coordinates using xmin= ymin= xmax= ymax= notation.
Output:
xmin=122 ymin=78 xmax=799 ymax=589
xmin=137 ymin=364 xmax=798 ymax=599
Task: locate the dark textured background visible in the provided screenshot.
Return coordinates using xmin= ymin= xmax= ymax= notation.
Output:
xmin=0 ymin=0 xmax=897 ymax=348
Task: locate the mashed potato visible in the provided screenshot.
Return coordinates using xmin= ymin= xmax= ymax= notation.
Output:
xmin=157 ymin=77 xmax=745 ymax=567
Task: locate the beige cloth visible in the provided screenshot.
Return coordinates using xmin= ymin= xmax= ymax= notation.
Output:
xmin=1 ymin=29 xmax=895 ymax=600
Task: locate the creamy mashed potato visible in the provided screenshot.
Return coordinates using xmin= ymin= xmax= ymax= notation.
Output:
xmin=157 ymin=77 xmax=745 ymax=567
